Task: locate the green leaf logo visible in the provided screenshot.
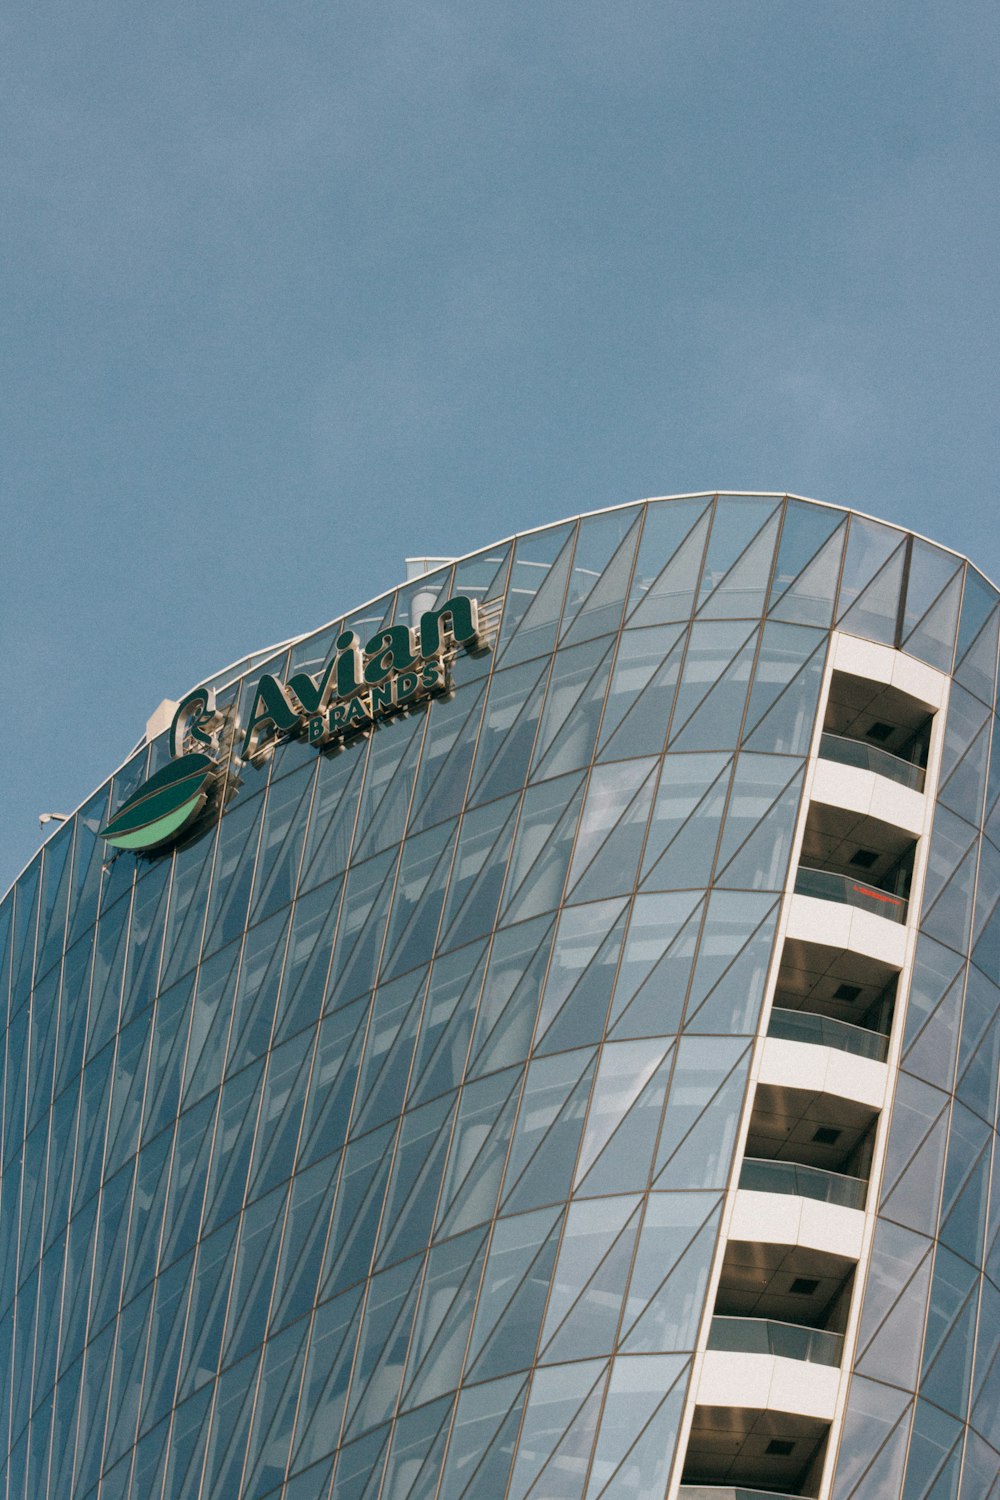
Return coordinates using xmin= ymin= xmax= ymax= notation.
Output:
xmin=100 ymin=753 xmax=218 ymax=851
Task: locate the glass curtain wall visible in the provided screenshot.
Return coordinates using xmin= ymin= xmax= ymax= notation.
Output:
xmin=0 ymin=494 xmax=996 ymax=1500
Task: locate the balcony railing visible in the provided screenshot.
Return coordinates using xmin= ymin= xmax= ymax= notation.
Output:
xmin=679 ymin=1490 xmax=810 ymax=1500
xmin=794 ymin=866 xmax=908 ymax=923
xmin=819 ymin=731 xmax=926 ymax=792
xmin=767 ymin=1005 xmax=889 ymax=1062
xmin=739 ymin=1157 xmax=868 ymax=1210
xmin=708 ymin=1315 xmax=843 ymax=1367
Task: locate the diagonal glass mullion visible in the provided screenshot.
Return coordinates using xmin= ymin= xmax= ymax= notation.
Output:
xmin=836 ymin=540 xmax=908 ymax=644
xmin=435 ymin=797 xmax=522 ymax=950
xmin=221 ymin=1190 xmax=293 ymax=1366
xmin=878 ymin=1106 xmax=951 ymax=1220
xmin=938 ymin=718 xmax=991 ymax=823
xmin=407 ymin=678 xmax=491 ymax=834
xmin=616 ymin=1196 xmax=720 ymax=1345
xmin=343 ymin=1261 xmax=425 ymax=1440
xmin=295 ymin=1003 xmax=370 ymax=1173
xmin=625 ymin=506 xmax=711 ymax=628
xmin=468 ymin=658 xmax=553 ymax=801
xmin=156 ymin=828 xmax=220 ymax=994
xmin=575 ymin=1043 xmax=673 ymax=1190
xmin=11 ymin=860 xmax=41 ymax=996
xmin=533 ymin=906 xmax=627 ymax=1057
xmin=585 ymin=1357 xmax=689 ymax=1497
xmin=227 ymin=917 xmax=302 ymax=1084
xmin=453 ymin=542 xmax=514 ymax=607
xmin=352 ymin=715 xmax=429 ymax=864
xmin=496 ymin=526 xmax=577 ymax=666
xmin=681 ymin=896 xmax=779 ymax=1032
xmin=201 ymin=792 xmax=271 ymax=956
xmin=198 ymin=1346 xmax=266 ymax=1498
xmin=767 ymin=501 xmax=844 ymax=606
xmin=322 ymin=848 xmax=400 ymax=1010
xmin=103 ymin=1015 xmax=155 ymax=1177
xmin=710 ymin=760 xmax=803 ymax=881
xmin=596 ymin=627 xmax=687 ymax=755
xmin=565 ymin=761 xmax=657 ymax=897
xmin=466 ymin=918 xmax=557 ymax=1076
xmin=378 ymin=822 xmax=460 ymax=973
xmin=918 ymin=1276 xmax=980 ymax=1398
xmin=902 ymin=561 xmax=963 ymax=650
xmin=835 ymin=515 xmax=903 ymax=621
xmin=559 ymin=513 xmax=643 ymax=646
xmin=265 ymin=1160 xmax=345 ymax=1344
xmin=465 ymin=1210 xmax=564 ymax=1378
xmin=270 ymin=879 xmax=346 ymax=1048
xmin=350 ymin=978 xmax=427 ymax=1136
xmin=103 ymin=1284 xmax=157 ymax=1464
xmin=246 ymin=1030 xmax=317 ymax=1202
xmin=286 ymin=1290 xmax=363 ymax=1472
xmin=25 ymin=968 xmax=61 ymax=1132
xmin=84 ymin=902 xmax=132 ymax=1063
xmin=530 ymin=638 xmax=616 ymax=774
xmin=499 ymin=774 xmax=587 ymax=921
xmin=248 ymin=764 xmax=320 ymax=924
xmin=34 ymin=828 xmax=73 ymax=975
xmin=400 ymin=1236 xmax=490 ymax=1406
xmin=653 ymin=1047 xmax=749 ymax=1183
xmin=404 ymin=946 xmax=490 ymax=1113
xmin=666 ymin=621 xmax=759 ymax=747
xmin=446 ymin=1375 xmax=529 ymax=1500
xmin=435 ymin=1069 xmax=524 ymax=1233
xmin=379 ymin=1393 xmax=455 ymax=1500
xmin=238 ymin=1317 xmax=313 ymax=1496
xmin=537 ymin=1207 xmax=642 ymax=1358
xmin=607 ymin=896 xmax=704 ymax=1037
xmin=134 ymin=1245 xmax=197 ymax=1438
xmin=696 ymin=508 xmax=780 ymax=618
xmin=297 ymin=744 xmax=371 ymax=896
xmin=510 ymin=1360 xmax=609 ymax=1500
xmin=499 ymin=1052 xmax=596 ymax=1210
xmin=121 ymin=866 xmax=173 ymax=1022
xmin=374 ymin=1096 xmax=457 ymax=1273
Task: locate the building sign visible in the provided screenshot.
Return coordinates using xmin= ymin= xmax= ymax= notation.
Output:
xmin=100 ymin=596 xmax=486 ymax=853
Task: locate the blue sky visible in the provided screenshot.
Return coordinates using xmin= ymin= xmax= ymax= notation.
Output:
xmin=3 ymin=0 xmax=998 ymax=891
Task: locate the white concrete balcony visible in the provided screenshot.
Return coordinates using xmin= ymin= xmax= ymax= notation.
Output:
xmin=785 ymin=890 xmax=907 ymax=968
xmin=829 ymin=633 xmax=947 ymax=711
xmin=696 ymin=1341 xmax=839 ymax=1422
xmin=810 ymin=753 xmax=925 ymax=835
xmin=730 ymin=1187 xmax=865 ymax=1262
xmin=756 ymin=1034 xmax=888 ymax=1114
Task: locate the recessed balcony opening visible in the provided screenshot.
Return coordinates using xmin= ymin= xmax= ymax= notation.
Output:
xmin=679 ymin=1406 xmax=829 ymax=1497
xmin=820 ymin=671 xmax=932 ymax=792
xmin=740 ymin=1083 xmax=878 ymax=1210
xmin=768 ymin=936 xmax=900 ymax=1062
xmin=713 ymin=1240 xmax=856 ymax=1336
xmin=707 ymin=1240 xmax=854 ymax=1372
xmin=794 ymin=802 xmax=916 ymax=924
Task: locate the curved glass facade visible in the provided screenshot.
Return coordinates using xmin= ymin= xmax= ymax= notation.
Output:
xmin=0 ymin=493 xmax=996 ymax=1500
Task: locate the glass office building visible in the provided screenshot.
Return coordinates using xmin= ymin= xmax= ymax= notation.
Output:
xmin=2 ymin=493 xmax=998 ymax=1500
